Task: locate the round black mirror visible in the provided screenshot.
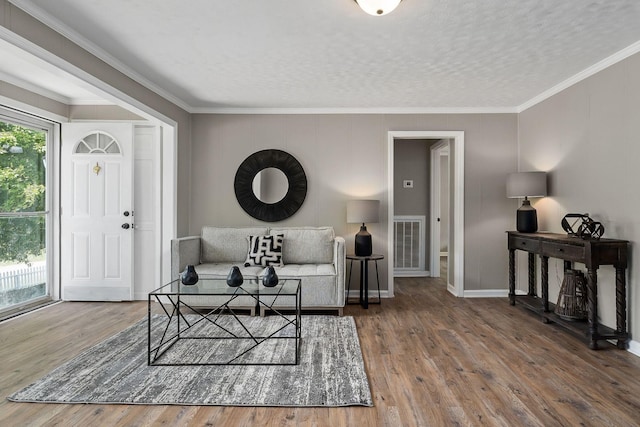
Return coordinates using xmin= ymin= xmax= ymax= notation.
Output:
xmin=234 ymin=149 xmax=307 ymax=222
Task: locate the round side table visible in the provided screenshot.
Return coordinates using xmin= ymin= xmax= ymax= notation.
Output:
xmin=346 ymin=254 xmax=384 ymax=309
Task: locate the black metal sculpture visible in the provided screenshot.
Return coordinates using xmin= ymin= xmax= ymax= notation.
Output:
xmin=561 ymin=213 xmax=604 ymax=239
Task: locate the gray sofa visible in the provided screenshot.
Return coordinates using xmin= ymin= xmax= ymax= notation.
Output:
xmin=171 ymin=226 xmax=345 ymax=315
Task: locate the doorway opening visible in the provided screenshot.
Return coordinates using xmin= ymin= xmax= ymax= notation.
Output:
xmin=387 ymin=131 xmax=464 ymax=298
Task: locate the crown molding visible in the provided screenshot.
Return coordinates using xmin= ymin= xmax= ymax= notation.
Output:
xmin=518 ymin=40 xmax=640 ymax=113
xmin=190 ymin=106 xmax=519 ymax=115
xmin=8 ymin=0 xmax=192 ymax=112
xmin=8 ymin=1 xmax=640 ymax=117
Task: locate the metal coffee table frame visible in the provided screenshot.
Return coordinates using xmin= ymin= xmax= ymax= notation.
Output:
xmin=148 ymin=277 xmax=301 ymax=366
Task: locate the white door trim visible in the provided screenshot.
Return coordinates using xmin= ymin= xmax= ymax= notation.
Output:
xmin=388 ymin=131 xmax=464 ymax=298
xmin=132 ymin=124 xmax=163 ymax=299
xmin=429 ymin=140 xmax=449 ymax=279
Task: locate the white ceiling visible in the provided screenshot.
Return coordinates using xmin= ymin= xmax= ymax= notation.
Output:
xmin=4 ymin=0 xmax=640 ymax=112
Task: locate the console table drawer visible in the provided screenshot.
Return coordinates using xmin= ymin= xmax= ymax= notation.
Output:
xmin=541 ymin=242 xmax=584 ymax=261
xmin=510 ymin=237 xmax=540 ymax=252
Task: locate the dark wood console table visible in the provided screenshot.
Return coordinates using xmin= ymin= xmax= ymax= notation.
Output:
xmin=507 ymin=231 xmax=628 ymax=350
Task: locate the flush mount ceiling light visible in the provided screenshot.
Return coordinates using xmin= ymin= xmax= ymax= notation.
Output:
xmin=354 ymin=0 xmax=402 ymax=16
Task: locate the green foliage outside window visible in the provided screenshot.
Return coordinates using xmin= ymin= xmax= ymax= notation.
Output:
xmin=0 ymin=122 xmax=47 ymax=264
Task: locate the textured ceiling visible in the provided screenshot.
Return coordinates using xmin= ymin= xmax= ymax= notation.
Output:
xmin=7 ymin=0 xmax=640 ymax=111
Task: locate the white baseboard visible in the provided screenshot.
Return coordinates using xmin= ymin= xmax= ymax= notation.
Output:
xmin=462 ymin=289 xmax=532 ymax=298
xmin=463 ymin=289 xmax=510 ymax=298
xmin=627 ymin=339 xmax=640 ymax=357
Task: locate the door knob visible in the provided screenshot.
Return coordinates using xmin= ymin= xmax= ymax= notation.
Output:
xmin=122 ymin=223 xmax=131 ymax=229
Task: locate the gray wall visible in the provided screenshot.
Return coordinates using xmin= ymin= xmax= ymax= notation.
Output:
xmin=518 ymin=51 xmax=640 ymax=341
xmin=191 ymin=113 xmax=517 ymax=292
xmin=394 ymin=139 xmax=431 ymax=216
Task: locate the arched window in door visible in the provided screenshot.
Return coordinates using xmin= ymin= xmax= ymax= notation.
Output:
xmin=74 ymin=131 xmax=121 ymax=154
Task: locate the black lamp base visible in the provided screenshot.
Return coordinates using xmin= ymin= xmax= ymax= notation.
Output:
xmin=355 ymin=224 xmax=373 ymax=256
xmin=516 ymin=199 xmax=538 ymax=233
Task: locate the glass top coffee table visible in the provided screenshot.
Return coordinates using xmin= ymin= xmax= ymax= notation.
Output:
xmin=148 ymin=277 xmax=301 ymax=366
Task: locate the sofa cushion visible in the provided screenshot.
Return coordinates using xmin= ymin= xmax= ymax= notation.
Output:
xmin=269 ymin=227 xmax=334 ymax=264
xmin=259 ymin=263 xmax=338 ymax=309
xmin=273 ymin=263 xmax=336 ymax=277
xmin=196 ymin=262 xmax=264 ymax=278
xmin=201 ymin=227 xmax=269 ymax=263
xmin=244 ymin=234 xmax=284 ymax=267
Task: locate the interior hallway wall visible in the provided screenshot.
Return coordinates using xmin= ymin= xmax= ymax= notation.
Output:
xmin=191 ymin=113 xmax=517 ymax=293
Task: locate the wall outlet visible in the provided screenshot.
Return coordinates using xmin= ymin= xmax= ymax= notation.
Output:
xmin=403 ymin=180 xmax=413 ymax=188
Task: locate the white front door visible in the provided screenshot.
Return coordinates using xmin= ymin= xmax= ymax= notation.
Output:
xmin=61 ymin=123 xmax=134 ymax=301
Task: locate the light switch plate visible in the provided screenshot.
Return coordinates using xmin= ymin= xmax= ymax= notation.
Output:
xmin=403 ymin=180 xmax=413 ymax=188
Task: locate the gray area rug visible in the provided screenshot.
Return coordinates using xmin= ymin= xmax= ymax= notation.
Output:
xmin=8 ymin=315 xmax=372 ymax=407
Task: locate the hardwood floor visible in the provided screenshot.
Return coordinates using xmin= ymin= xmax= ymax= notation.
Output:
xmin=1 ymin=278 xmax=640 ymax=426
